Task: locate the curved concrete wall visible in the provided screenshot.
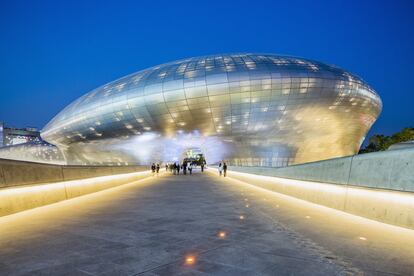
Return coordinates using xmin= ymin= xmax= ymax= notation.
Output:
xmin=0 ymin=159 xmax=153 ymax=217
xmin=0 ymin=170 xmax=152 ymax=217
xmin=221 ymin=148 xmax=414 ymax=229
xmin=0 ymin=158 xmax=148 ymax=188
xmin=228 ymin=147 xmax=414 ymax=192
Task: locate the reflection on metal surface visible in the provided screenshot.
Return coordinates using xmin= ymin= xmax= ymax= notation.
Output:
xmin=40 ymin=53 xmax=382 ymax=166
xmin=0 ymin=141 xmax=65 ymax=165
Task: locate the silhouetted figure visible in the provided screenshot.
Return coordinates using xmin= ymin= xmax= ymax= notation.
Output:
xmin=188 ymin=162 xmax=193 ymax=175
xmin=218 ymin=162 xmax=222 ymax=176
xmin=151 ymin=163 xmax=156 ymax=175
xmin=183 ymin=162 xmax=187 ymax=175
xmin=177 ymin=162 xmax=181 ymax=175
xmin=223 ymin=162 xmax=227 ymax=177
xmin=156 ymin=163 xmax=160 ymax=175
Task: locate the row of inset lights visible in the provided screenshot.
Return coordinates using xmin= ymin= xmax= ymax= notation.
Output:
xmin=183 ymin=172 xmax=368 ymax=268
xmin=184 ymin=229 xmax=229 ymax=266
xmin=238 ymin=176 xmax=370 ymax=244
xmin=184 ymin=183 xmax=252 ymax=267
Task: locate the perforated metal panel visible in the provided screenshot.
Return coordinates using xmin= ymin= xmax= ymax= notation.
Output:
xmin=41 ymin=53 xmax=382 ymax=166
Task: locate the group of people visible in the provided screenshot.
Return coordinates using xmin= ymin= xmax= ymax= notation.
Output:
xmin=152 ymin=160 xmax=226 ymax=177
xmin=165 ymin=161 xmax=197 ymax=175
xmin=151 ymin=163 xmax=160 ymax=175
xmin=218 ymin=162 xmax=228 ymax=177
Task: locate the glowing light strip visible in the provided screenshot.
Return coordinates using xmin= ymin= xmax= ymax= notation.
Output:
xmin=225 ymin=170 xmax=414 ymax=206
xmin=0 ymin=170 xmax=151 ymax=196
xmin=206 ymin=168 xmax=414 ymax=229
xmin=207 ymin=170 xmax=414 ymax=236
xmin=0 ymin=170 xmax=153 ymax=217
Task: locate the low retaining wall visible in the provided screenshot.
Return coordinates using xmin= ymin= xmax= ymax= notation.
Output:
xmin=0 ymin=170 xmax=152 ymax=217
xmin=0 ymin=158 xmax=148 ymax=188
xmin=0 ymin=159 xmax=152 ymax=217
xmin=219 ymin=148 xmax=414 ymax=229
xmin=228 ymin=147 xmax=414 ymax=192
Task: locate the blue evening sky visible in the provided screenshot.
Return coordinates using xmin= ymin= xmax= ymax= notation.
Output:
xmin=0 ymin=0 xmax=413 ymax=140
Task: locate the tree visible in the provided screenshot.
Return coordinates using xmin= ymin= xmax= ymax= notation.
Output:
xmin=359 ymin=127 xmax=414 ymax=154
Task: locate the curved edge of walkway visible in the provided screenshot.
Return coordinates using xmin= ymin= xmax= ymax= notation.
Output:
xmin=206 ymin=168 xmax=414 ymax=230
xmin=0 ymin=170 xmax=155 ymax=217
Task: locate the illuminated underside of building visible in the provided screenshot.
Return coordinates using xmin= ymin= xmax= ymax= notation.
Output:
xmin=40 ymin=53 xmax=382 ymax=166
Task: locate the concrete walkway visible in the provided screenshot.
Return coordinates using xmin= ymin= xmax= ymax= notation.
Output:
xmin=0 ymin=171 xmax=413 ymax=275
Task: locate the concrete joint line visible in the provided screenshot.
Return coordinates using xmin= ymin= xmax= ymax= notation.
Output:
xmin=60 ymin=167 xmax=69 ymax=200
xmin=343 ymin=156 xmax=354 ymax=211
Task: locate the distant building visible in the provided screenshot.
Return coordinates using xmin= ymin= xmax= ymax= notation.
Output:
xmin=0 ymin=122 xmax=42 ymax=147
xmin=0 ymin=122 xmax=64 ymax=164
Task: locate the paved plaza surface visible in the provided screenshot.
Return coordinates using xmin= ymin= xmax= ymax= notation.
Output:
xmin=0 ymin=170 xmax=413 ymax=275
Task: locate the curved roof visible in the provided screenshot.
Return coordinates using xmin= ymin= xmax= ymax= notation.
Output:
xmin=42 ymin=53 xmax=382 ymax=149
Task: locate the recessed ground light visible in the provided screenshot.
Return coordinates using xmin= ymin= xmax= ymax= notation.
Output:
xmin=239 ymin=215 xmax=245 ymax=220
xmin=185 ymin=255 xmax=196 ymax=265
xmin=305 ymin=216 xmax=311 ymax=219
xmin=359 ymin=236 xmax=367 ymax=241
xmin=218 ymin=231 xmax=226 ymax=238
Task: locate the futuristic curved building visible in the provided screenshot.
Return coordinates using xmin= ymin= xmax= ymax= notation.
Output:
xmin=40 ymin=53 xmax=382 ymax=166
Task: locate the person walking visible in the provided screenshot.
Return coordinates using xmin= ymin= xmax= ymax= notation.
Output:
xmin=151 ymin=163 xmax=156 ymax=176
xmin=177 ymin=162 xmax=180 ymax=175
xmin=188 ymin=162 xmax=193 ymax=175
xmin=201 ymin=159 xmax=206 ymax=172
xmin=183 ymin=162 xmax=187 ymax=175
xmin=156 ymin=163 xmax=160 ymax=175
xmin=218 ymin=162 xmax=222 ymax=176
xmin=223 ymin=162 xmax=227 ymax=177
